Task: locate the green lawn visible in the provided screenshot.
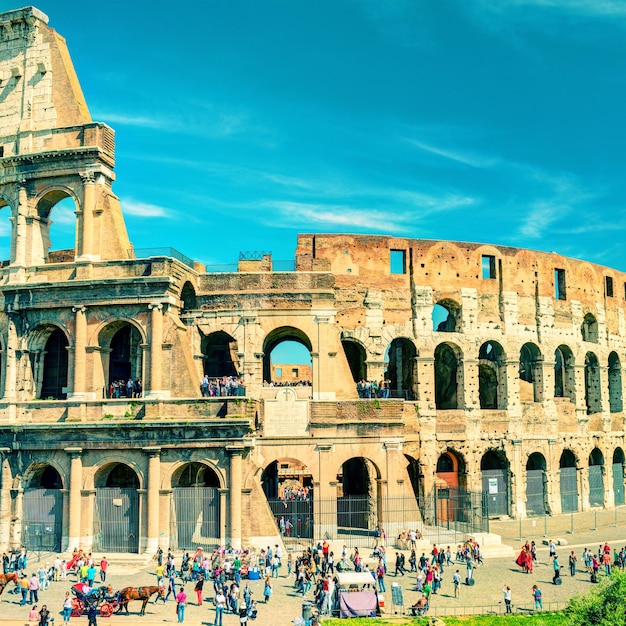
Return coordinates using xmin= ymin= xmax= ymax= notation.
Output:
xmin=322 ymin=612 xmax=567 ymax=626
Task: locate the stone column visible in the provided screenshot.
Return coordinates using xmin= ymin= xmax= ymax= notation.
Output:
xmin=0 ymin=449 xmax=12 ymax=550
xmin=504 ymin=360 xmax=522 ymax=416
xmin=218 ymin=489 xmax=228 ymax=547
xmin=144 ymin=447 xmax=161 ymax=553
xmin=3 ymin=314 xmax=19 ymax=402
xmin=580 ymin=466 xmax=590 ymax=512
xmin=227 ymin=446 xmax=243 ymax=549
xmin=313 ymin=444 xmax=334 ymax=538
xmin=146 ymin=303 xmax=168 ymax=399
xmin=11 ymin=182 xmax=27 ymax=266
xmin=69 ymin=306 xmax=87 ymax=399
xmin=78 ymin=172 xmax=95 ymax=260
xmin=66 ymin=447 xmax=83 ymax=550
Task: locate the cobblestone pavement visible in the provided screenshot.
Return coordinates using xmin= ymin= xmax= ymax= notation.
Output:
xmin=2 ymin=522 xmax=626 ymax=625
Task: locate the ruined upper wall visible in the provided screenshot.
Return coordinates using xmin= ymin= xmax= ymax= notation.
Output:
xmin=0 ymin=6 xmax=92 ymax=156
xmin=295 ymin=233 xmax=626 ymax=311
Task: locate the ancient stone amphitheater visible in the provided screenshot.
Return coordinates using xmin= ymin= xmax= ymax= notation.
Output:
xmin=0 ymin=6 xmax=623 ymax=554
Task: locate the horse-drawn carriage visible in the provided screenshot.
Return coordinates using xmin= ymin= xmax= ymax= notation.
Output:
xmin=70 ymin=584 xmax=121 ymax=618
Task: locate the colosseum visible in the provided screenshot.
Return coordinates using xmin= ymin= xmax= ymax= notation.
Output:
xmin=0 ymin=5 xmax=623 ymax=555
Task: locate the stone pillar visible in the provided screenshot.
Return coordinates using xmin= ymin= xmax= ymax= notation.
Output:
xmin=313 ymin=315 xmax=334 ymax=400
xmin=313 ymin=444 xmax=335 ymax=538
xmin=0 ymin=450 xmax=12 ymax=550
xmin=11 ymin=487 xmax=23 ymax=547
xmin=11 ymin=182 xmax=27 ymax=266
xmin=78 ymin=172 xmax=95 ymax=260
xmin=144 ymin=447 xmax=161 ymax=553
xmin=69 ymin=306 xmax=88 ymax=400
xmin=546 ymin=439 xmax=560 ymax=515
xmin=510 ymin=440 xmax=524 ymax=518
xmin=504 ymin=360 xmax=522 ymax=417
xmin=227 ymin=446 xmax=243 ymax=549
xmin=462 ymin=358 xmax=478 ymax=410
xmin=146 ymin=303 xmax=168 ymax=399
xmin=218 ymin=489 xmax=228 ymax=547
xmin=3 ymin=315 xmax=19 ymax=402
xmin=66 ymin=447 xmax=83 ymax=550
xmin=580 ymin=466 xmax=590 ymax=512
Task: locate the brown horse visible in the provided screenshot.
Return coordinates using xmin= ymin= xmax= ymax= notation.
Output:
xmin=0 ymin=573 xmax=18 ymax=598
xmin=118 ymin=586 xmax=163 ymax=616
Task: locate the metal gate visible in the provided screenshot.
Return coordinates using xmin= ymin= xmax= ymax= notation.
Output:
xmin=525 ymin=470 xmax=546 ymax=516
xmin=172 ymin=488 xmax=220 ymax=549
xmin=337 ymin=495 xmax=372 ymax=530
xmin=613 ymin=463 xmax=625 ymax=506
xmin=93 ymin=488 xmax=139 ymax=553
xmin=588 ymin=465 xmax=604 ymax=507
xmin=266 ymin=498 xmax=313 ymax=539
xmin=560 ymin=467 xmax=578 ymax=512
xmin=482 ymin=469 xmax=508 ymax=516
xmin=22 ymin=489 xmax=62 ymax=551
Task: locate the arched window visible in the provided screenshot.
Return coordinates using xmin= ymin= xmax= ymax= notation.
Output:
xmin=581 ymin=313 xmax=599 ymax=343
xmin=478 ymin=341 xmax=506 ymax=409
xmin=585 ymin=352 xmax=602 ymax=415
xmin=435 ymin=343 xmax=461 ymax=409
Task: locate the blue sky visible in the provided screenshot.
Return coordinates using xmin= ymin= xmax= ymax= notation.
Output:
xmin=3 ymin=0 xmax=626 ymax=270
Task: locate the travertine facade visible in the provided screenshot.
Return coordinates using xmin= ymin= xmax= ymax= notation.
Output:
xmin=0 ymin=6 xmax=623 ymax=553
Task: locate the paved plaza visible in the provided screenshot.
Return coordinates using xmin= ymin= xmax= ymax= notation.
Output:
xmin=2 ymin=518 xmax=626 ymax=625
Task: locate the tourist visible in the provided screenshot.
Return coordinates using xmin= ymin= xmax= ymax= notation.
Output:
xmin=62 ymin=592 xmax=72 ymax=623
xmin=532 ymin=584 xmax=542 ymax=610
xmin=503 ymin=585 xmax=512 ymax=614
xmin=214 ymin=587 xmax=226 ymax=626
xmin=175 ymin=587 xmax=186 ymax=623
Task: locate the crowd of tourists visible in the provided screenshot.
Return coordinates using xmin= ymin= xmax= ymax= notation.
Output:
xmin=279 ymin=485 xmax=312 ymax=501
xmin=356 ymin=379 xmax=391 ymax=398
xmin=200 ymin=375 xmax=245 ymax=397
xmin=108 ymin=379 xmax=142 ymax=398
xmin=263 ymin=380 xmax=312 ymax=387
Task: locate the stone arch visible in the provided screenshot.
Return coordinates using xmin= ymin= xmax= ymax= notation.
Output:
xmin=478 ymin=340 xmax=506 ymax=409
xmin=170 ymin=461 xmax=221 ymax=549
xmin=435 ymin=449 xmax=468 ymax=524
xmin=262 ymin=326 xmax=312 ymax=384
xmin=519 ymin=342 xmax=542 ymax=402
xmin=559 ymin=449 xmax=579 ymax=512
xmin=588 ymin=447 xmax=605 ymax=507
xmin=525 ymin=452 xmax=548 ymax=516
xmin=180 ymin=281 xmax=197 ymax=312
xmin=480 ymin=449 xmax=509 ymax=516
xmin=582 ymin=313 xmax=599 ymax=343
xmin=612 ymin=447 xmax=625 ymax=506
xmin=584 ymin=351 xmax=602 ymax=415
xmin=384 ymin=337 xmax=417 ymax=400
xmin=337 ymin=457 xmax=381 ymax=531
xmin=435 ymin=342 xmax=462 ymax=409
xmin=608 ymin=352 xmax=622 ymax=413
xmin=432 ymin=298 xmax=461 ymax=332
xmin=93 ymin=461 xmax=140 ymax=553
xmin=0 ymin=192 xmax=13 ymax=266
xmin=98 ymin=320 xmax=144 ymax=396
xmin=554 ymin=344 xmax=576 ymax=401
xmin=21 ymin=462 xmax=64 ymax=551
xmin=33 ymin=186 xmax=80 ymax=265
xmin=341 ymin=337 xmax=367 ymax=384
xmin=201 ymin=331 xmax=239 ymax=378
xmin=261 ymin=457 xmax=314 ymax=539
xmin=27 ymin=324 xmax=70 ymax=400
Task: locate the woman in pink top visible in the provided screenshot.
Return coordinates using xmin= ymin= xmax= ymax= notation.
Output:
xmin=175 ymin=587 xmax=187 ymax=623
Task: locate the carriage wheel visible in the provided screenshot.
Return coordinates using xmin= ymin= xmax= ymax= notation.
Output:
xmin=100 ymin=603 xmax=113 ymax=618
xmin=71 ymin=598 xmax=85 ymax=617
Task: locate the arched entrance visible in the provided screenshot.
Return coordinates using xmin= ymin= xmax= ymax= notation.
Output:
xmin=434 ymin=343 xmax=461 ymax=409
xmin=384 ymin=338 xmax=417 ymax=399
xmin=337 ymin=458 xmax=379 ymax=532
xmin=201 ymin=331 xmax=239 ymax=378
xmin=101 ymin=323 xmax=143 ymax=396
xmin=519 ymin=343 xmax=542 ymax=402
xmin=262 ymin=458 xmax=313 ymax=540
xmin=608 ymin=352 xmax=622 ymax=413
xmin=38 ymin=327 xmax=69 ymax=399
xmin=435 ymin=451 xmax=467 ymax=524
xmin=588 ymin=448 xmax=604 ymax=507
xmin=525 ymin=453 xmax=547 ymax=516
xmin=93 ymin=463 xmax=140 ymax=553
xmin=341 ymin=338 xmax=367 ymax=384
xmin=171 ymin=463 xmax=221 ymax=549
xmin=262 ymin=327 xmax=312 ymax=388
xmin=613 ymin=448 xmax=625 ymax=506
xmin=478 ymin=341 xmax=506 ymax=409
xmin=559 ymin=450 xmax=578 ymax=512
xmin=22 ymin=464 xmax=63 ymax=551
xmin=34 ymin=191 xmax=78 ymax=265
xmin=481 ymin=450 xmax=509 ymax=516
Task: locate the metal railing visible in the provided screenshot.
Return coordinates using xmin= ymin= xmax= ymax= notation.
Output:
xmin=428 ymin=601 xmax=566 ymax=617
xmin=134 ymin=247 xmax=195 ymax=268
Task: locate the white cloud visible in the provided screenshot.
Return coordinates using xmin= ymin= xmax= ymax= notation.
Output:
xmin=123 ymin=199 xmax=171 ymax=218
xmin=405 ymin=138 xmax=498 ymax=168
xmin=480 ymin=0 xmax=626 ymax=19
